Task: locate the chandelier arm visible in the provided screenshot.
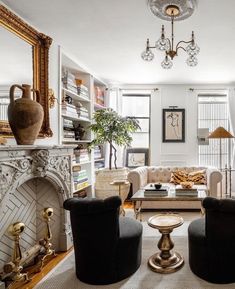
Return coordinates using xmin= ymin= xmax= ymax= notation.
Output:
xmin=176 ymin=40 xmax=192 ymax=50
xmin=166 ymin=38 xmax=172 ymax=49
xmin=176 ymin=46 xmax=186 ymax=54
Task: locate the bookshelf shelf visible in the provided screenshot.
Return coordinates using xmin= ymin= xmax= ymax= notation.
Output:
xmin=72 ymin=161 xmax=92 ymax=166
xmin=62 ymin=139 xmax=91 ymax=143
xmin=94 ymin=158 xmax=105 ymax=162
xmin=61 ymin=114 xmax=91 ymax=123
xmin=62 ymin=87 xmax=90 ymax=103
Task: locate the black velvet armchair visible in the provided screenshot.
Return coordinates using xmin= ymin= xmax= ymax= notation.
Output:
xmin=63 ymin=196 xmax=142 ymax=285
xmin=188 ymin=196 xmax=235 ymax=284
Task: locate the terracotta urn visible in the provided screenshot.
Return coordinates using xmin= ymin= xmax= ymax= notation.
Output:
xmin=8 ymin=84 xmax=44 ymax=145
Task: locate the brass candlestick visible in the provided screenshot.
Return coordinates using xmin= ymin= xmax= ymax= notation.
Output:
xmin=38 ymin=207 xmax=56 ymax=271
xmin=7 ymin=222 xmax=30 ymax=284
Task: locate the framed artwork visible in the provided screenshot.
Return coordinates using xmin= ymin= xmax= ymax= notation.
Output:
xmin=125 ymin=148 xmax=149 ymax=168
xmin=162 ymin=108 xmax=185 ymax=142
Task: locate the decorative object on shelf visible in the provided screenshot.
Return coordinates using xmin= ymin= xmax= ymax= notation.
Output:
xmin=208 ymin=126 xmax=234 ymax=170
xmin=8 ymin=84 xmax=44 ymax=145
xmin=162 ymin=108 xmax=185 ymax=142
xmin=141 ymin=0 xmax=199 ymax=69
xmin=74 ymin=123 xmax=85 ymax=140
xmin=7 ymin=222 xmax=30 ymax=284
xmin=0 ymin=4 xmax=52 ymax=138
xmin=0 ymin=136 xmax=7 ymax=145
xmin=125 ymin=148 xmax=149 ymax=168
xmin=38 ymin=207 xmax=56 ymax=272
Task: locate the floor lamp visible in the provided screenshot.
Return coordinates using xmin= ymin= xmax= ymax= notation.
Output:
xmin=208 ymin=126 xmax=234 ymax=197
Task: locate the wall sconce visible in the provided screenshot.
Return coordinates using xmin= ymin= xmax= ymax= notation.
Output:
xmin=48 ymin=89 xmax=56 ymax=109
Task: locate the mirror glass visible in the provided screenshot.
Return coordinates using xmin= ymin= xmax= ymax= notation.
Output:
xmin=0 ymin=25 xmax=33 ymax=124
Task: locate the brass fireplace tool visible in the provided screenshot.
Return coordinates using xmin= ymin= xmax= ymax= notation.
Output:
xmin=37 ymin=207 xmax=56 ymax=271
xmin=7 ymin=222 xmax=30 ymax=285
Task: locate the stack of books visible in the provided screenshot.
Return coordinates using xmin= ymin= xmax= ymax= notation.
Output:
xmin=94 ymin=86 xmax=105 ymax=106
xmin=74 ymin=147 xmax=89 ymax=163
xmin=73 ymin=169 xmax=89 ymax=191
xmin=175 ymin=186 xmax=198 ymax=197
xmin=63 ymin=119 xmax=75 ymax=139
xmin=95 ymin=161 xmax=105 ymax=170
xmin=77 ymin=102 xmax=89 ymax=118
xmin=144 ymin=184 xmax=168 ymax=197
xmin=62 ymin=71 xmax=77 ymax=94
xmin=62 ymin=103 xmax=78 ymax=119
xmin=77 ymin=83 xmax=89 ymax=99
xmin=94 ymin=146 xmax=102 ymax=160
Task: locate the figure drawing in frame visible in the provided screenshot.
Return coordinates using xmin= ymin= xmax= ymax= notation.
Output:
xmin=163 ymin=109 xmax=185 ymax=142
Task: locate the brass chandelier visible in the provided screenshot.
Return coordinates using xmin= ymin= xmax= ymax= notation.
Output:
xmin=141 ymin=1 xmax=200 ymax=69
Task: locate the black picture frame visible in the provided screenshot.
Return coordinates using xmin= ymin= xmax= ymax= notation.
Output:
xmin=125 ymin=148 xmax=149 ymax=168
xmin=162 ymin=108 xmax=185 ymax=143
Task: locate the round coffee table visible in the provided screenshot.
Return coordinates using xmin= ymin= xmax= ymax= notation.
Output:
xmin=147 ymin=213 xmax=184 ymax=273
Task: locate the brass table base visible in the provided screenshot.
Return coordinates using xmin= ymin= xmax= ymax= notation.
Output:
xmin=148 ymin=251 xmax=184 ymax=273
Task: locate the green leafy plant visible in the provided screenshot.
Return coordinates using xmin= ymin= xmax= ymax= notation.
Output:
xmin=89 ymin=108 xmax=140 ymax=170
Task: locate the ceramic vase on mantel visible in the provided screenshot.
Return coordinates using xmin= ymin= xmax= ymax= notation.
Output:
xmin=8 ymin=84 xmax=44 ymax=145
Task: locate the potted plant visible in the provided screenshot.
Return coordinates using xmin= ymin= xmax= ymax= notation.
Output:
xmin=89 ymin=108 xmax=140 ymax=199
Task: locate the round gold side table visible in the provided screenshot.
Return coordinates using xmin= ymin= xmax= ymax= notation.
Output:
xmin=147 ymin=213 xmax=184 ymax=273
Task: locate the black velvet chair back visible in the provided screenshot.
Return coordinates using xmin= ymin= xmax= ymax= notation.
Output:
xmin=64 ymin=196 xmax=122 ymax=284
xmin=203 ymin=197 xmax=235 ymax=244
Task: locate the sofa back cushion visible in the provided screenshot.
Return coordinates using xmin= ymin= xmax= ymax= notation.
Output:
xmin=147 ymin=166 xmax=207 ymax=184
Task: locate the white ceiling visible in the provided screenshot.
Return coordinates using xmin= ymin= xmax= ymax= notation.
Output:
xmin=1 ymin=0 xmax=235 ymax=85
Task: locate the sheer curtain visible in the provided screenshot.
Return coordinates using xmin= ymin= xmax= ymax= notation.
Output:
xmin=228 ymin=88 xmax=235 ymax=168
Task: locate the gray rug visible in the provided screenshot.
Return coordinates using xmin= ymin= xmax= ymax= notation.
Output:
xmin=35 ymin=235 xmax=235 ymax=289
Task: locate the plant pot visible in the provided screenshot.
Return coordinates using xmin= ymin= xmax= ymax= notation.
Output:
xmin=95 ymin=167 xmax=130 ymax=203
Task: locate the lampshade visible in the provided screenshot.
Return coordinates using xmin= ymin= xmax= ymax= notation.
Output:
xmin=208 ymin=126 xmax=234 ymax=139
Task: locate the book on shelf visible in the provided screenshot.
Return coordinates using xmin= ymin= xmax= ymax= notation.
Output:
xmin=74 ymin=181 xmax=90 ymax=191
xmin=72 ymin=164 xmax=81 ymax=172
xmin=94 ymin=145 xmax=102 ymax=159
xmin=73 ymin=189 xmax=87 ymax=198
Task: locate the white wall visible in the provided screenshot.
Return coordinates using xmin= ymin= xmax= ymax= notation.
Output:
xmin=117 ymin=84 xmax=233 ymax=167
xmin=151 ymin=85 xmax=198 ymax=166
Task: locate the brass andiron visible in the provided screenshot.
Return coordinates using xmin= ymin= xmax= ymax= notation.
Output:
xmin=7 ymin=222 xmax=30 ymax=284
xmin=38 ymin=207 xmax=56 ymax=271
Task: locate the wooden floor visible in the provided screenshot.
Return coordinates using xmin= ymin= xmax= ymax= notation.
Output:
xmin=8 ymin=249 xmax=73 ymax=289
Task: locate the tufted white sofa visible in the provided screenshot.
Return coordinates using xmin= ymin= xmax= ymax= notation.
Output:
xmin=128 ymin=166 xmax=222 ymax=209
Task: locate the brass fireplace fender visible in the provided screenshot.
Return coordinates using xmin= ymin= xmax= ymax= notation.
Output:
xmin=0 ymin=4 xmax=53 ymax=137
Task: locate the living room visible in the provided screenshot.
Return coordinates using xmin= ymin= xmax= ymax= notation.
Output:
xmin=0 ymin=0 xmax=235 ymax=288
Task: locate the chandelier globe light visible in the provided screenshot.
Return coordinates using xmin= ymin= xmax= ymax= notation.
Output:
xmin=141 ymin=0 xmax=200 ymax=69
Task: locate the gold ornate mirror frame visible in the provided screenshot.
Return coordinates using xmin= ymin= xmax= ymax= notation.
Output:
xmin=0 ymin=4 xmax=53 ymax=137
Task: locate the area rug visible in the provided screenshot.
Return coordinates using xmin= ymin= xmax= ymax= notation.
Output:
xmin=35 ymin=236 xmax=235 ymax=289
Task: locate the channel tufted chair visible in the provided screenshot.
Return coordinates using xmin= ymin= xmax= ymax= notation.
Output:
xmin=188 ymin=197 xmax=235 ymax=284
xmin=63 ymin=196 xmax=142 ymax=285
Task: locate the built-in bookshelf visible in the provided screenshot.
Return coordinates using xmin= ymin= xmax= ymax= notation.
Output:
xmin=59 ymin=48 xmax=108 ymax=197
xmin=93 ymin=78 xmax=107 ymax=171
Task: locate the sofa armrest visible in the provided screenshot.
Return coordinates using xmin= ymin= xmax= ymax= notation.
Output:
xmin=206 ymin=167 xmax=222 ymax=197
xmin=127 ymin=166 xmax=148 ymax=195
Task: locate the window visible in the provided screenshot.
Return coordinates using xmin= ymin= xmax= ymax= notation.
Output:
xmin=122 ymin=93 xmax=150 ymax=148
xmin=198 ymin=93 xmax=232 ymax=168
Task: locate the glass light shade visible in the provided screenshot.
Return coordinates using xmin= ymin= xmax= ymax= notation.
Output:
xmin=141 ymin=49 xmax=154 ymax=61
xmin=156 ymin=37 xmax=170 ymax=51
xmin=161 ymin=56 xmax=173 ymax=69
xmin=186 ymin=55 xmax=198 ymax=67
xmin=186 ymin=43 xmax=200 ymax=56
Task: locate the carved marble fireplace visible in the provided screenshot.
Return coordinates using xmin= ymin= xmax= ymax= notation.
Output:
xmin=0 ymin=146 xmax=74 ymax=272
